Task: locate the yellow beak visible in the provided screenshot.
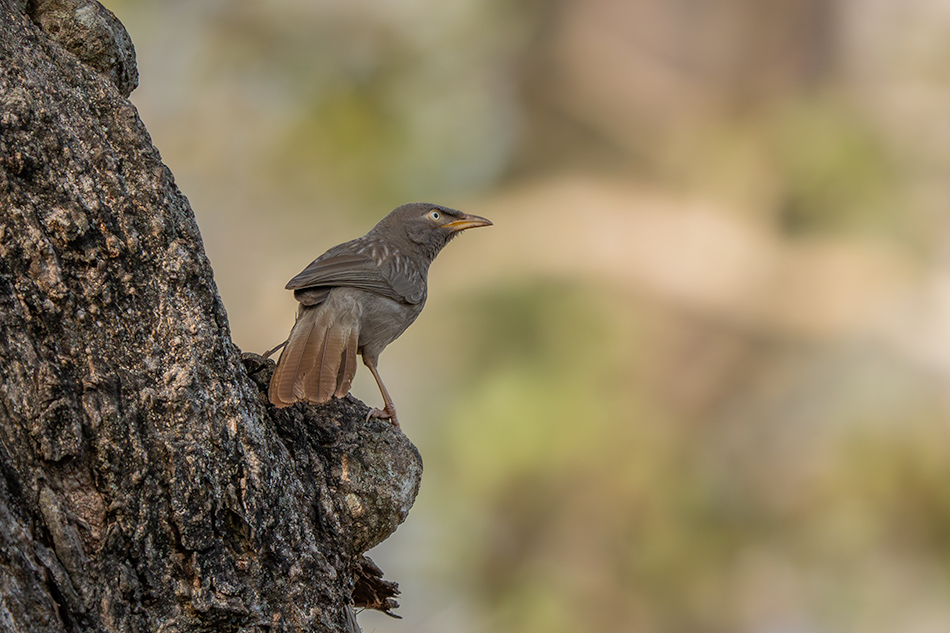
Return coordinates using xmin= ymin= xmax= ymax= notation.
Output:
xmin=443 ymin=213 xmax=493 ymax=233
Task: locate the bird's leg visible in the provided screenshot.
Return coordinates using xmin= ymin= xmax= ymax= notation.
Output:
xmin=363 ymin=358 xmax=399 ymax=427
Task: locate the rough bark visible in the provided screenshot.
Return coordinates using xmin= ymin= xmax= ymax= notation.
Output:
xmin=0 ymin=2 xmax=422 ymax=631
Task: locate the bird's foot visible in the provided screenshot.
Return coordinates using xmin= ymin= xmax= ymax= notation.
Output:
xmin=367 ymin=405 xmax=399 ymax=427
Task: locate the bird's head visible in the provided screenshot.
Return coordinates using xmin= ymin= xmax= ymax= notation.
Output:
xmin=374 ymin=202 xmax=493 ymax=261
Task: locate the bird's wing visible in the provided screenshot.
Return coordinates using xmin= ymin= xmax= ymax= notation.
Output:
xmin=378 ymin=254 xmax=426 ymax=305
xmin=285 ymin=240 xmax=424 ymax=304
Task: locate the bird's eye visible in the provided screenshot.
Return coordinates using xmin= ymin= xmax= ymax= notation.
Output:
xmin=427 ymin=210 xmax=441 ymax=221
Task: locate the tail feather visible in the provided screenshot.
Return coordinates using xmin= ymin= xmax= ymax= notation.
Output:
xmin=335 ymin=329 xmax=359 ymax=398
xmin=269 ymin=291 xmax=362 ymax=408
xmin=270 ymin=305 xmax=322 ymax=407
xmin=307 ymin=314 xmax=346 ymax=403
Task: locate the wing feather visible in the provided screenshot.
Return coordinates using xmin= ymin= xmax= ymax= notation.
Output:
xmin=379 ymin=253 xmax=426 ymax=304
xmin=285 ymin=238 xmax=425 ymax=304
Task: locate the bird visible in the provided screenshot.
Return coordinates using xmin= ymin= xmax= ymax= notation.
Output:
xmin=267 ymin=202 xmax=492 ymax=425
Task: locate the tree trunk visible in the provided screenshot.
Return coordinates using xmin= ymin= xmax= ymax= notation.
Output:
xmin=0 ymin=2 xmax=422 ymax=631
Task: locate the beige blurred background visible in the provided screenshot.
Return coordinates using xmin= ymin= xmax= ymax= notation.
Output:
xmin=111 ymin=0 xmax=950 ymax=631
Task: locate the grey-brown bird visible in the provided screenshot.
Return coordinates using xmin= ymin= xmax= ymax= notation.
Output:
xmin=268 ymin=202 xmax=492 ymax=425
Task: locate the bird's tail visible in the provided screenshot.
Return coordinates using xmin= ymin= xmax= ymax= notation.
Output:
xmin=268 ymin=303 xmax=359 ymax=408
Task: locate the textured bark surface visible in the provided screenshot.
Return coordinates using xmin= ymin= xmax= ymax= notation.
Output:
xmin=0 ymin=2 xmax=422 ymax=631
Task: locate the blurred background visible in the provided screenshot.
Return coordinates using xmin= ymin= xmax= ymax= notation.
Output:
xmin=111 ymin=0 xmax=950 ymax=631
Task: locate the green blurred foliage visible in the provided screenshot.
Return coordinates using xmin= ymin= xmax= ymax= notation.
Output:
xmin=768 ymin=98 xmax=901 ymax=238
xmin=279 ymin=79 xmax=407 ymax=202
xmin=433 ymin=281 xmax=640 ymax=495
xmin=663 ymin=95 xmax=906 ymax=242
xmin=190 ymin=0 xmax=535 ymax=209
xmin=423 ymin=279 xmax=950 ymax=633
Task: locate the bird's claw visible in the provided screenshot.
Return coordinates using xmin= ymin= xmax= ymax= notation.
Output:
xmin=367 ymin=405 xmax=399 ymax=427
